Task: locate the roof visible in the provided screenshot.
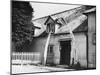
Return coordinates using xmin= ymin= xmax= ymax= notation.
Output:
xmin=35 ymin=19 xmax=88 ymax=38
xmin=83 ymin=7 xmax=96 ymax=14
xmin=73 ymin=19 xmax=88 ymax=32
xmin=33 ymin=6 xmax=96 ymax=37
xmin=44 ymin=16 xmax=55 ymax=25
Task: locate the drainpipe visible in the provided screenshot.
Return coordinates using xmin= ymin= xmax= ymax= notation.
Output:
xmin=85 ymin=32 xmax=88 ymax=68
xmin=69 ymin=27 xmax=76 ymax=65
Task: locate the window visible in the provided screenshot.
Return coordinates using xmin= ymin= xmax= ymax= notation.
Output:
xmin=92 ymin=33 xmax=96 ymax=45
xmin=48 ymin=45 xmax=53 ymax=53
xmin=46 ymin=23 xmax=50 ymax=33
xmin=46 ymin=23 xmax=55 ymax=33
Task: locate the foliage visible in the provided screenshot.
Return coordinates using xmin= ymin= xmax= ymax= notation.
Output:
xmin=12 ymin=1 xmax=34 ymax=51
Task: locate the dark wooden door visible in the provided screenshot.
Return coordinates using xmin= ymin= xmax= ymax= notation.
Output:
xmin=60 ymin=40 xmax=71 ymax=65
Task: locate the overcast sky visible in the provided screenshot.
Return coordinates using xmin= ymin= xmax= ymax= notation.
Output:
xmin=30 ymin=2 xmax=81 ymax=20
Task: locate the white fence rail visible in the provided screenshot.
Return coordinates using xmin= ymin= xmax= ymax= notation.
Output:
xmin=12 ymin=52 xmax=41 ymax=65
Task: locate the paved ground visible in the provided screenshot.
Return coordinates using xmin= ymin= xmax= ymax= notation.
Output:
xmin=12 ymin=64 xmax=73 ymax=74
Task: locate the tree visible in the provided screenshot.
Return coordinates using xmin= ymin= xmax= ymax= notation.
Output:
xmin=12 ymin=1 xmax=34 ymax=52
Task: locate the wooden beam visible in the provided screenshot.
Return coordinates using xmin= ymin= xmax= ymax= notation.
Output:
xmin=43 ymin=32 xmax=51 ymax=65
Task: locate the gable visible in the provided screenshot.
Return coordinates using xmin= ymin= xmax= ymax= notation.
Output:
xmin=44 ymin=16 xmax=55 ymax=25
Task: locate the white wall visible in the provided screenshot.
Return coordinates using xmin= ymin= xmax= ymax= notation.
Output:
xmin=71 ymin=33 xmax=87 ymax=67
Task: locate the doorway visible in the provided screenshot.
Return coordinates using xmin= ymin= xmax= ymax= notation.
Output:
xmin=60 ymin=40 xmax=71 ymax=65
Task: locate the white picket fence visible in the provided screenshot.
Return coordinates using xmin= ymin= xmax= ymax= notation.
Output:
xmin=12 ymin=52 xmax=41 ymax=65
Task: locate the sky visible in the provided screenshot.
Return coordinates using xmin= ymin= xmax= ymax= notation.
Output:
xmin=30 ymin=2 xmax=81 ymax=20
